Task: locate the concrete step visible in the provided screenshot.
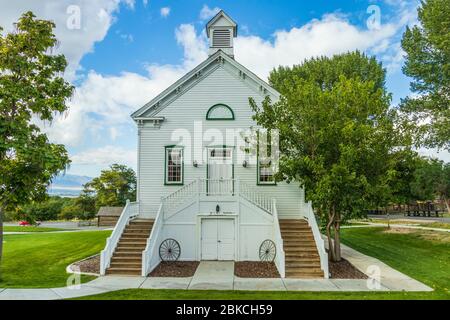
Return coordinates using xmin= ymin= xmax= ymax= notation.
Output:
xmin=285 ymin=272 xmax=324 ymax=279
xmin=283 ymin=239 xmax=316 ymax=248
xmin=117 ymin=241 xmax=147 ymax=246
xmin=283 ymin=247 xmax=318 ymax=253
xmin=120 ymin=237 xmax=148 ymax=243
xmin=116 ymin=244 xmax=146 ymax=250
xmin=123 ymin=228 xmax=152 ymax=234
xmin=115 ymin=248 xmax=144 ymax=254
xmin=125 ymin=225 xmax=152 ymax=230
xmin=121 ymin=233 xmax=149 ymax=238
xmin=109 ymin=262 xmax=142 ymax=269
xmin=279 ymin=222 xmax=309 ymax=227
xmin=106 ymin=267 xmax=141 ymax=275
xmin=280 ymin=228 xmax=312 ymax=235
xmin=286 ymin=261 xmax=321 ymax=268
xmin=112 ymin=252 xmax=142 ymax=258
xmin=111 ymin=256 xmax=142 ymax=263
xmin=285 ymin=256 xmax=320 ymax=262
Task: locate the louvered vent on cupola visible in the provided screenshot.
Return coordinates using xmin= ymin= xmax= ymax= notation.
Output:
xmin=206 ymin=10 xmax=237 ymax=58
xmin=212 ymin=29 xmax=231 ymax=48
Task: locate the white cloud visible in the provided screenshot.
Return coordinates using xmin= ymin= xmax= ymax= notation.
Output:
xmin=71 ymin=145 xmax=137 ymax=167
xmin=234 ymin=10 xmax=417 ymax=80
xmin=160 ymin=6 xmax=171 ymax=18
xmin=199 ymin=4 xmax=220 ymax=21
xmin=37 ymin=3 xmax=418 ymax=152
xmin=42 ymin=6 xmax=419 ymax=147
xmin=0 ymin=0 xmax=134 ymax=80
xmin=42 ymin=23 xmax=207 ymax=147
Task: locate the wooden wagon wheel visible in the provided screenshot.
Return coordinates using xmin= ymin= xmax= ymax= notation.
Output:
xmin=159 ymin=238 xmax=181 ymax=261
xmin=259 ymin=239 xmax=276 ymax=262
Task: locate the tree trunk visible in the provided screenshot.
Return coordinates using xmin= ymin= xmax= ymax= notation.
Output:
xmin=443 ymin=196 xmax=450 ymax=214
xmin=334 ymin=209 xmax=341 ymax=261
xmin=326 ymin=207 xmax=336 ymax=262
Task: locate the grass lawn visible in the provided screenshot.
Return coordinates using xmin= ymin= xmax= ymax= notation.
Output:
xmin=418 ymin=222 xmax=450 ymax=230
xmin=77 ymin=227 xmax=450 ymax=300
xmin=0 ymin=230 xmax=110 ymax=288
xmin=3 ymin=226 xmax=66 ymax=232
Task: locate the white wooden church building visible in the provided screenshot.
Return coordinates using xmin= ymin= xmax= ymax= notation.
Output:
xmin=100 ymin=11 xmax=328 ymax=279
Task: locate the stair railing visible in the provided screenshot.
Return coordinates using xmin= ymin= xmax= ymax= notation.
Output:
xmin=161 ymin=179 xmax=275 ymax=220
xmin=99 ymin=200 xmax=139 ymax=275
xmin=238 ymin=180 xmax=273 ymax=215
xmin=142 ymin=202 xmax=164 ymax=276
xmin=162 ymin=180 xmax=198 ymax=220
xmin=272 ymin=199 xmax=286 ymax=277
xmin=304 ymin=201 xmax=329 ymax=278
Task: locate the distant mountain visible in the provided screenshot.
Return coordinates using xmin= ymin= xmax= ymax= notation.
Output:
xmin=48 ymin=174 xmax=93 ymax=197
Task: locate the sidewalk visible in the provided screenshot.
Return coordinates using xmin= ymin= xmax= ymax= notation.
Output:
xmin=341 ymin=223 xmax=450 ymax=233
xmin=0 ymin=244 xmax=432 ymax=300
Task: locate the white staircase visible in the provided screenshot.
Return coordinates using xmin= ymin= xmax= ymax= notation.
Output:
xmin=103 ymin=179 xmax=328 ymax=278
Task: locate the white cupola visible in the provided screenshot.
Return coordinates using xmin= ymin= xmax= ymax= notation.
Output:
xmin=206 ymin=10 xmax=237 ymax=58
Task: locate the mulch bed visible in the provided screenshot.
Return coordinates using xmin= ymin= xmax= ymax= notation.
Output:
xmin=72 ymin=254 xmax=100 ymax=274
xmin=329 ymin=258 xmax=367 ymax=279
xmin=150 ymin=261 xmax=200 ymax=277
xmin=234 ymin=261 xmax=280 ymax=278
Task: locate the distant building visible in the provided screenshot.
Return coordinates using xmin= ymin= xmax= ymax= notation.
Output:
xmin=97 ymin=206 xmax=124 ymax=226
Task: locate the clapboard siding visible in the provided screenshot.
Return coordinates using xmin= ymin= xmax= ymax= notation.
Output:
xmin=138 ymin=64 xmax=305 ymax=218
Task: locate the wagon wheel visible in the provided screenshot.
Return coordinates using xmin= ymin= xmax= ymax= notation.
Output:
xmin=159 ymin=238 xmax=181 ymax=261
xmin=259 ymin=240 xmax=276 ymax=262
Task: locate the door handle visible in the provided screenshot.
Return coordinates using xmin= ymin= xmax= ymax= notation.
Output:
xmin=218 ymin=240 xmax=221 ymax=243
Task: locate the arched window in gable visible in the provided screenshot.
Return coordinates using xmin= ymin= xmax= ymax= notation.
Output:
xmin=206 ymin=104 xmax=235 ymax=120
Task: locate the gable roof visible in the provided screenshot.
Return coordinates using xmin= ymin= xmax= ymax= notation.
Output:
xmin=206 ymin=10 xmax=238 ymax=37
xmin=131 ymin=50 xmax=280 ymax=119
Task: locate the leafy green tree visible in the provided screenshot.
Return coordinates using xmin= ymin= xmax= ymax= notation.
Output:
xmin=87 ymin=164 xmax=136 ymax=210
xmin=21 ymin=196 xmax=69 ymax=222
xmin=410 ymin=158 xmax=450 ymax=212
xmin=400 ymin=0 xmax=450 ymax=150
xmin=250 ymin=51 xmax=405 ymax=261
xmin=0 ymin=12 xmax=73 ymax=261
xmin=74 ymin=185 xmax=96 ymax=220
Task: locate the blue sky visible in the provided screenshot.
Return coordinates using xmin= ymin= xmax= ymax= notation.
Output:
xmin=1 ymin=0 xmax=447 ymax=177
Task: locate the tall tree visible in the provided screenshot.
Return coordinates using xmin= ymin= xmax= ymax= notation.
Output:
xmin=250 ymin=51 xmax=404 ymax=261
xmin=87 ymin=164 xmax=137 ymax=210
xmin=400 ymin=0 xmax=450 ymax=150
xmin=0 ymin=12 xmax=73 ymax=261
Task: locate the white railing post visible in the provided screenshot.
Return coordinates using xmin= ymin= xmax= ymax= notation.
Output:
xmin=142 ymin=203 xmax=164 ymax=276
xmin=305 ymin=201 xmax=329 ymax=278
xmin=272 ymin=199 xmax=285 ymax=278
xmin=196 ymin=178 xmax=200 ymax=213
xmin=99 ymin=200 xmax=139 ymax=275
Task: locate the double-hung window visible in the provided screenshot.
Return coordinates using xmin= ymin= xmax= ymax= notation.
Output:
xmin=258 ymin=158 xmax=275 ymax=185
xmin=165 ymin=147 xmax=183 ymax=185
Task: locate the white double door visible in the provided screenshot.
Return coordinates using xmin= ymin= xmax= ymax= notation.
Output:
xmin=201 ymin=218 xmax=235 ymax=260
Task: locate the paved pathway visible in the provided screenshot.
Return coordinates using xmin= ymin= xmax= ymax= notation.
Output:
xmin=341 ymin=223 xmax=450 ymax=233
xmin=0 ymin=246 xmax=432 ymax=300
xmin=367 ymin=214 xmax=450 ymax=223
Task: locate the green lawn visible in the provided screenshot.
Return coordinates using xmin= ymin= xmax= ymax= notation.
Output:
xmin=77 ymin=227 xmax=450 ymax=300
xmin=418 ymin=222 xmax=450 ymax=230
xmin=0 ymin=230 xmax=110 ymax=288
xmin=3 ymin=226 xmax=66 ymax=232
xmin=1 ymin=226 xmax=448 ymax=299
